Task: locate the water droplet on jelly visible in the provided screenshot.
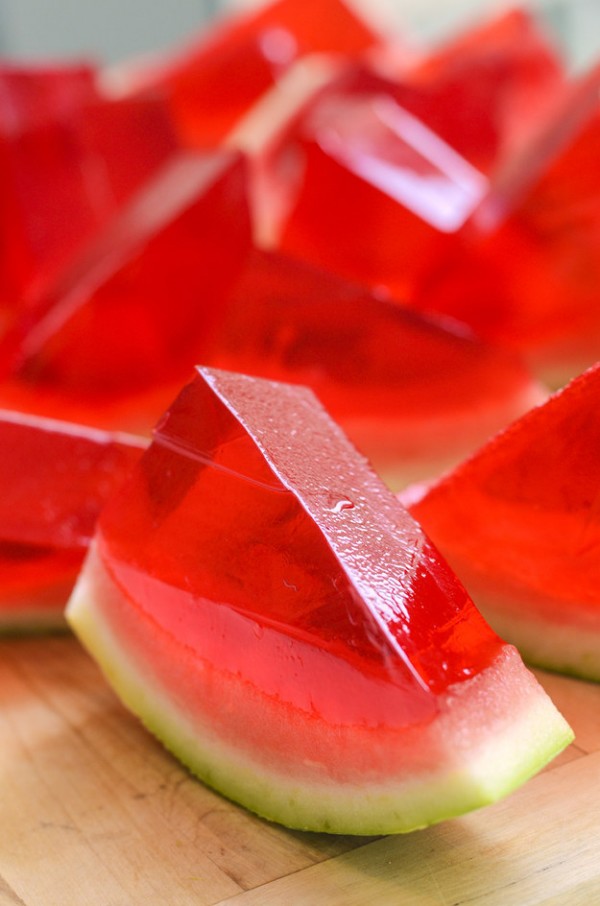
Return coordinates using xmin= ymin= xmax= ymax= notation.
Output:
xmin=331 ymin=498 xmax=355 ymax=514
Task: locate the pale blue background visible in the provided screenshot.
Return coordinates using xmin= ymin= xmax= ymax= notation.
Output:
xmin=0 ymin=0 xmax=597 ymax=68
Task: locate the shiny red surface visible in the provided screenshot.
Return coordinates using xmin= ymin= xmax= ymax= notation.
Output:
xmin=0 ymin=542 xmax=84 ymax=618
xmin=397 ymin=8 xmax=564 ymax=171
xmin=0 ymin=410 xmax=144 ymax=615
xmin=124 ymin=0 xmax=378 ymax=146
xmin=97 ymin=368 xmax=502 ymax=725
xmin=2 ymin=150 xmax=251 ymax=408
xmin=0 ymin=61 xmax=97 ymax=133
xmin=0 ymin=410 xmax=145 ymax=550
xmin=0 ymin=93 xmax=180 ymax=312
xmin=409 ymin=365 xmax=600 ymax=610
xmin=411 ymin=64 xmax=600 ymax=380
xmin=205 ymin=247 xmax=542 ymax=444
xmin=278 ymin=95 xmax=487 ymax=299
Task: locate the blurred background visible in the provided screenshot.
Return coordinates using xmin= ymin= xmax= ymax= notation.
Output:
xmin=0 ymin=0 xmax=598 ymax=70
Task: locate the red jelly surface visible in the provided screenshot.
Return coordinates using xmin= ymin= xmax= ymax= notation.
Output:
xmin=0 ymin=60 xmax=98 ymax=133
xmin=0 ymin=542 xmax=85 ymax=621
xmin=1 ymin=149 xmax=251 ymax=412
xmin=96 ymin=367 xmax=503 ymax=727
xmin=120 ymin=0 xmax=378 ymax=146
xmin=409 ymin=364 xmax=600 ymax=616
xmin=278 ymin=93 xmax=487 ymax=299
xmin=411 ymin=64 xmax=600 ymax=382
xmin=394 ymin=9 xmax=564 ymax=172
xmin=0 ymin=410 xmax=145 ymax=551
xmin=0 ymin=93 xmax=180 ymax=311
xmin=0 ymin=410 xmax=144 ymax=616
xmin=204 ymin=248 xmax=544 ymax=475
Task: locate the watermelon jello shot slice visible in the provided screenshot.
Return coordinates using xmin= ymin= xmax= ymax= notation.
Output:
xmin=0 ymin=410 xmax=145 ymax=632
xmin=407 ymin=363 xmax=600 ymax=683
xmin=67 ymin=367 xmax=572 ymax=834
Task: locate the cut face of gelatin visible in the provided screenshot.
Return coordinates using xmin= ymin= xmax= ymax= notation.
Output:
xmin=67 ymin=366 xmax=572 ymax=834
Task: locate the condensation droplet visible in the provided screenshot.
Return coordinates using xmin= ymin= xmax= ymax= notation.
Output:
xmin=331 ymin=498 xmax=355 ymax=515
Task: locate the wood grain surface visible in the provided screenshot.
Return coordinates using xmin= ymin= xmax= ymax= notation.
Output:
xmin=1 ymin=635 xmax=598 ymax=906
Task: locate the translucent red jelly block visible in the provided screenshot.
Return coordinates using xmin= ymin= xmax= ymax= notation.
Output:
xmin=407 ymin=364 xmax=600 ymax=680
xmin=0 ymin=60 xmax=98 ymax=133
xmin=114 ymin=0 xmax=379 ymax=146
xmin=278 ymin=93 xmax=488 ymax=298
xmin=72 ymin=94 xmax=182 ymax=213
xmin=2 ymin=150 xmax=252 ymax=413
xmin=0 ymin=93 xmax=180 ymax=310
xmin=392 ymin=8 xmax=565 ymax=172
xmin=412 ymin=62 xmax=600 ymax=386
xmin=0 ymin=410 xmax=145 ymax=628
xmin=205 ymin=248 xmax=546 ymax=487
xmin=96 ymin=366 xmax=504 ymax=723
xmin=0 ymin=410 xmax=145 ymax=550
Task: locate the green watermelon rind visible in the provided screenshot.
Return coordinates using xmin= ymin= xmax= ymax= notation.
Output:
xmin=66 ymin=546 xmax=574 ymax=836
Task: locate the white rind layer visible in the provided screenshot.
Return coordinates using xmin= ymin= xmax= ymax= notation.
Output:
xmin=66 ymin=543 xmax=574 ymax=835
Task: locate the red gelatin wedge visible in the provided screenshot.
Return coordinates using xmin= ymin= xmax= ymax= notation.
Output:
xmin=0 ymin=149 xmax=251 ymax=431
xmin=0 ymin=410 xmax=144 ymax=631
xmin=67 ymin=367 xmax=571 ymax=833
xmin=206 ymin=248 xmax=547 ymax=488
xmin=407 ymin=364 xmax=600 ymax=681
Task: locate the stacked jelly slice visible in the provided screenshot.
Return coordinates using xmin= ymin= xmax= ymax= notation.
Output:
xmin=67 ymin=367 xmax=572 ymax=834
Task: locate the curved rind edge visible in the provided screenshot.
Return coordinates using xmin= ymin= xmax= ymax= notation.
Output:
xmin=65 ymin=556 xmax=574 ymax=836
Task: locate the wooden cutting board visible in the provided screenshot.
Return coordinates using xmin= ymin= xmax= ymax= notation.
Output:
xmin=1 ymin=635 xmax=599 ymax=906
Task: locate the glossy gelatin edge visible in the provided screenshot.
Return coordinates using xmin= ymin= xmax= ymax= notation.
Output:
xmin=66 ymin=368 xmax=572 ymax=834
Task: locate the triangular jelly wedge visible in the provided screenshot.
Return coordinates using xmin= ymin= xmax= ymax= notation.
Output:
xmin=0 ymin=149 xmax=251 ymax=432
xmin=407 ymin=363 xmax=600 ymax=682
xmin=67 ymin=366 xmax=572 ymax=834
xmin=108 ymin=0 xmax=379 ymax=146
xmin=0 ymin=410 xmax=145 ymax=631
xmin=205 ymin=248 xmax=547 ymax=488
